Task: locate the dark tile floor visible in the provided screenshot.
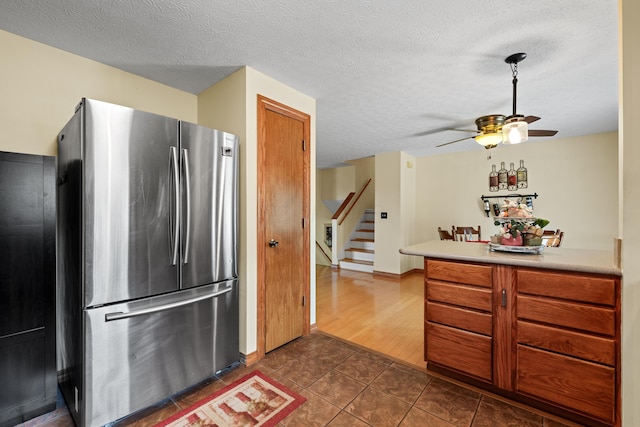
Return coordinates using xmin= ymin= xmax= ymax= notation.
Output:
xmin=19 ymin=333 xmax=579 ymax=427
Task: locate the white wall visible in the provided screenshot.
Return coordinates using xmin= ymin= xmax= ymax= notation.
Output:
xmin=619 ymin=0 xmax=640 ymax=424
xmin=414 ymin=132 xmax=618 ymax=256
xmin=0 ymin=30 xmax=197 ymax=157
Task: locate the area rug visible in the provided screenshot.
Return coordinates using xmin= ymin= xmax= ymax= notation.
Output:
xmin=154 ymin=370 xmax=306 ymax=427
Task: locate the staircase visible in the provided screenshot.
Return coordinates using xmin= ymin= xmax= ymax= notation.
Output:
xmin=339 ymin=209 xmax=375 ymax=272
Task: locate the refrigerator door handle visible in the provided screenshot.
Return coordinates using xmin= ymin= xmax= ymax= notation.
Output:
xmin=182 ymin=148 xmax=191 ymax=264
xmin=170 ymin=146 xmax=180 ymax=265
xmin=104 ymin=284 xmax=233 ymax=322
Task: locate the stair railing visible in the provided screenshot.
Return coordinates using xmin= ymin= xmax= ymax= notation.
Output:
xmin=331 ymin=178 xmax=373 ymax=265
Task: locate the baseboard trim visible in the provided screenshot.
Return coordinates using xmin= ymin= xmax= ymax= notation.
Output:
xmin=373 ymin=268 xmax=423 ymax=279
xmin=240 ymin=351 xmax=259 ymax=367
xmin=241 ymin=325 xmax=318 ymax=366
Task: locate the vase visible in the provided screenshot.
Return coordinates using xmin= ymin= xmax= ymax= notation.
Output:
xmin=523 ymin=235 xmax=543 ymax=246
xmin=500 ymin=234 xmax=523 ymax=246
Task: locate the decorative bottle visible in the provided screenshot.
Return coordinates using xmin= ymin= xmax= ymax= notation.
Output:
xmin=507 ymin=162 xmax=517 ymax=191
xmin=498 ymin=162 xmax=508 ymax=190
xmin=517 ymin=160 xmax=528 ymax=189
xmin=218 ymin=402 xmax=258 ymax=425
xmin=489 ymin=164 xmax=498 ymax=192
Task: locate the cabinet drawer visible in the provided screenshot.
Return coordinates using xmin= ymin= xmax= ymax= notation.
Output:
xmin=427 ymin=281 xmax=492 ymax=312
xmin=517 ymin=269 xmax=616 ymax=306
xmin=518 ymin=295 xmax=615 ymax=336
xmin=426 ymin=260 xmax=492 ymax=288
xmin=426 ymin=322 xmax=492 ymax=382
xmin=518 ymin=321 xmax=615 ymax=365
xmin=427 ymin=301 xmax=492 ymax=336
xmin=517 ymin=345 xmax=615 ymax=425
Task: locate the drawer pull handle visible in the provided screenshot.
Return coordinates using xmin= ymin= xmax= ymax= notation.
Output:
xmin=501 ymin=289 xmax=507 ymax=307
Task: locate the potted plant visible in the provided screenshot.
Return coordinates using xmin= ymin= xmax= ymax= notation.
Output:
xmin=497 ymin=219 xmax=525 ymax=246
xmin=522 ymin=218 xmax=550 ymax=246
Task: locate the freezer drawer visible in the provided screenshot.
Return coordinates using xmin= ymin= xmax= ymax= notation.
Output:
xmin=78 ymin=280 xmax=238 ymax=427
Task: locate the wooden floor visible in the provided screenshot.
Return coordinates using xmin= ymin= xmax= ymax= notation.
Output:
xmin=316 ymin=264 xmax=425 ymax=368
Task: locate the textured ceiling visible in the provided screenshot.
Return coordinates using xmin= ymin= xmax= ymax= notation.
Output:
xmin=0 ymin=0 xmax=618 ymax=168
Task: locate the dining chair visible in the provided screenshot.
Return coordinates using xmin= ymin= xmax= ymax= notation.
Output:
xmin=438 ymin=227 xmax=454 ymax=240
xmin=452 ymin=226 xmax=481 ymax=241
xmin=542 ymin=229 xmax=564 ymax=247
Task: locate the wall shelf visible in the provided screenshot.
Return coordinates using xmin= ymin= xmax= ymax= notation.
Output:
xmin=481 ymin=193 xmax=538 ymax=202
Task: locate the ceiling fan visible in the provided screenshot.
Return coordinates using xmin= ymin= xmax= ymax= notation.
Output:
xmin=437 ymin=53 xmax=558 ymax=153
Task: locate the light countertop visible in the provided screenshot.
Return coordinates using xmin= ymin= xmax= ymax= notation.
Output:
xmin=400 ymin=240 xmax=621 ymax=276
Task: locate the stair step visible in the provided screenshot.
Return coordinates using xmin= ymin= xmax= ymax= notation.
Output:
xmin=352 ymin=238 xmax=374 ymax=243
xmin=340 ymin=258 xmax=374 ymax=273
xmin=341 ymin=258 xmax=373 ymax=266
xmin=348 ymin=248 xmax=374 ymax=254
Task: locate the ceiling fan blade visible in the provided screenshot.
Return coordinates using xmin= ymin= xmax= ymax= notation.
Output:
xmin=412 ymin=127 xmax=477 ymax=138
xmin=528 ymin=129 xmax=558 ymax=137
xmin=524 ymin=115 xmax=541 ymax=124
xmin=436 ymin=135 xmax=476 ymax=147
xmin=450 ymin=128 xmax=479 ymax=133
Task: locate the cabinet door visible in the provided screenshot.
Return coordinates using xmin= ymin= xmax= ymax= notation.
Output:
xmin=427 ymin=323 xmax=492 ymax=382
xmin=517 ymin=345 xmax=615 ymax=425
xmin=0 ymin=152 xmax=56 ymax=425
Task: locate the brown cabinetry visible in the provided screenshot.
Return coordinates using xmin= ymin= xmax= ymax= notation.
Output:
xmin=424 ymin=259 xmax=620 ymax=427
xmin=425 ymin=260 xmax=493 ymax=382
xmin=515 ymin=269 xmax=618 ymax=425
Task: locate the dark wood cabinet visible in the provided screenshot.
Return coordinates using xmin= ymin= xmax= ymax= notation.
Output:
xmin=424 ymin=258 xmax=620 ymax=427
xmin=0 ymin=151 xmax=56 ymax=426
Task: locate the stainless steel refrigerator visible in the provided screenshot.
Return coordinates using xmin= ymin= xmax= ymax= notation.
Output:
xmin=56 ymin=98 xmax=239 ymax=427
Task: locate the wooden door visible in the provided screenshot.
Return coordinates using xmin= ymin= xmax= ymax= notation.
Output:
xmin=257 ymin=95 xmax=310 ymax=354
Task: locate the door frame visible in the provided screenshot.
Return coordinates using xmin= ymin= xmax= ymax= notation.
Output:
xmin=256 ymin=94 xmax=311 ymax=359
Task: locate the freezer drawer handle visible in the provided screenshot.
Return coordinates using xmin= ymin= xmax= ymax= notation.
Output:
xmin=104 ymin=285 xmax=233 ymax=322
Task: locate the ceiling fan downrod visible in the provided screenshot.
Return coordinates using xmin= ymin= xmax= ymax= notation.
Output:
xmin=505 ymin=52 xmax=527 ymax=118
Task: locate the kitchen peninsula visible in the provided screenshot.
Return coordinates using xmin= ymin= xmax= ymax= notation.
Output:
xmin=400 ymin=240 xmax=622 ymax=427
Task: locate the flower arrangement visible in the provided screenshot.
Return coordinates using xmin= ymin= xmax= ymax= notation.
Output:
xmin=493 ymin=199 xmax=549 ymax=246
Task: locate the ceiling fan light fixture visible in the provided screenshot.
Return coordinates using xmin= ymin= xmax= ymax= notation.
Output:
xmin=475 ymin=132 xmax=503 ymax=147
xmin=502 ymin=118 xmax=528 ymax=144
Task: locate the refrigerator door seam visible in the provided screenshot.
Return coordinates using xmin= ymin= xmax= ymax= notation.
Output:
xmin=104 ymin=285 xmax=233 ymax=322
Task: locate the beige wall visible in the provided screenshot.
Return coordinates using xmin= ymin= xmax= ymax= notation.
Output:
xmin=198 ymin=68 xmax=250 ymax=354
xmin=319 ymin=166 xmax=356 ymax=200
xmin=346 ymin=156 xmax=376 ymax=210
xmin=374 ymin=152 xmax=402 ymax=273
xmin=240 ymin=67 xmax=316 ymax=354
xmin=373 ymin=151 xmax=417 ymax=274
xmin=620 ymin=0 xmax=640 ymax=424
xmin=0 ymin=30 xmax=197 ymax=156
xmin=315 ymin=169 xmax=333 ymax=266
xmin=400 ymin=152 xmax=417 ymax=273
xmin=414 ymin=132 xmax=618 ymax=256
xmin=315 ymin=166 xmax=356 ymax=266
xmin=1 ymin=30 xmax=318 ymax=361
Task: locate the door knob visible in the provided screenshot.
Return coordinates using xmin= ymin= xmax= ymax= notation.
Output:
xmin=269 ymin=239 xmax=279 ymax=248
